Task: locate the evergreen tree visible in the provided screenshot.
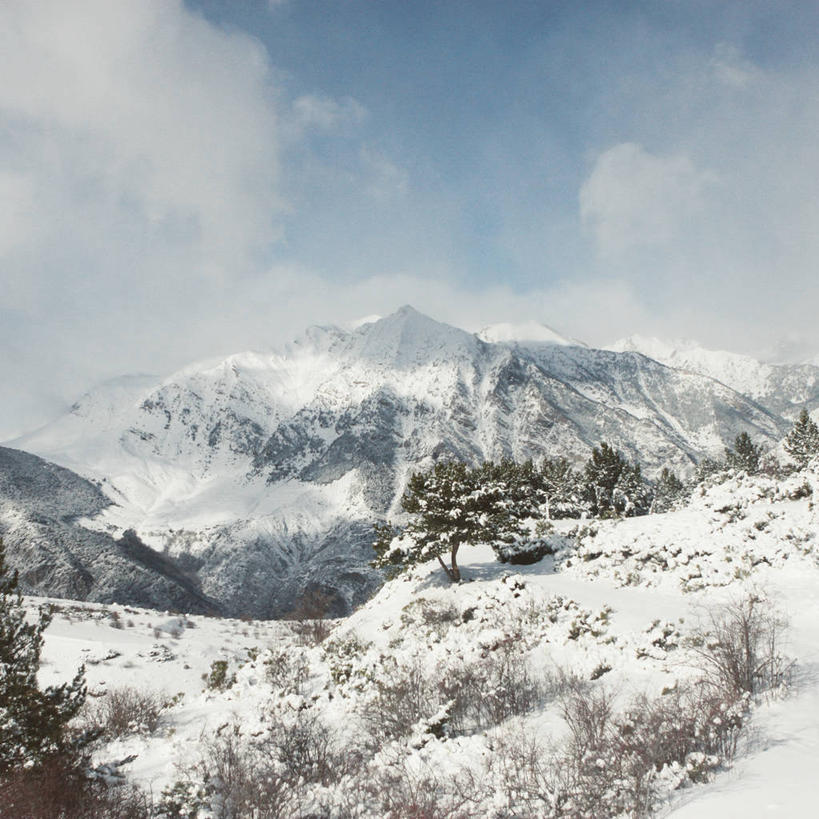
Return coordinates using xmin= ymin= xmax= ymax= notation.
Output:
xmin=784 ymin=409 xmax=819 ymax=468
xmin=581 ymin=443 xmax=651 ymax=517
xmin=0 ymin=538 xmax=87 ymax=776
xmin=725 ymin=432 xmax=763 ymax=474
xmin=373 ymin=461 xmax=512 ymax=582
xmin=651 ymin=467 xmax=686 ymax=513
xmin=582 ymin=442 xmax=625 ymax=516
xmin=613 ymin=461 xmax=653 ymax=516
xmin=373 ymin=459 xmax=550 ymax=581
xmin=694 ymin=455 xmax=725 ymax=484
xmin=540 ymin=456 xmax=582 ymax=519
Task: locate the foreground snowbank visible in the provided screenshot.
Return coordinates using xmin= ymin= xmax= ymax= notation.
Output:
xmin=30 ymin=466 xmax=819 ymax=816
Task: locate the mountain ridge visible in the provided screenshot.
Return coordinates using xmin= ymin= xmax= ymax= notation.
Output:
xmin=1 ymin=307 xmax=793 ymax=616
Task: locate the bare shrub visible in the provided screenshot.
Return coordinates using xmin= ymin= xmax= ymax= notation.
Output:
xmin=162 ymin=712 xmax=352 ymax=819
xmin=360 ymin=658 xmax=438 ymax=742
xmin=555 ymin=678 xmax=749 ymax=817
xmin=361 ymin=641 xmax=546 ymax=744
xmin=261 ymin=708 xmax=350 ymax=788
xmin=343 ymin=753 xmax=477 ymax=819
xmin=202 ymin=725 xmax=299 ymax=819
xmin=160 ymin=725 xmax=301 ymax=819
xmin=441 ymin=639 xmax=545 ymax=733
xmin=265 ymin=646 xmax=310 ymax=694
xmin=480 ymin=723 xmax=572 ymax=817
xmin=560 ymin=679 xmax=614 ymax=760
xmin=400 ymin=597 xmax=461 ymax=637
xmin=0 ymin=755 xmax=151 ymax=819
xmin=690 ymin=592 xmax=792 ymax=697
xmin=283 ymin=589 xmax=334 ymax=646
xmin=82 ymin=686 xmax=166 ymax=738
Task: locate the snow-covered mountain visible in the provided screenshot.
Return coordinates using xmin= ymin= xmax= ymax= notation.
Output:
xmin=477 ymin=319 xmax=581 ymax=347
xmin=3 ymin=306 xmax=789 ymax=616
xmin=608 ymin=335 xmax=819 ymax=419
xmin=0 ymin=446 xmax=220 ymax=614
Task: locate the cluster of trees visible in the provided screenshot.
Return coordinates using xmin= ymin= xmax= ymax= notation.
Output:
xmin=376 ymin=409 xmax=819 ymax=583
xmin=374 ymin=443 xmax=656 ymax=583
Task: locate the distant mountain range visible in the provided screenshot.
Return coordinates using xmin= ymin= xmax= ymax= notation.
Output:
xmin=607 ymin=335 xmax=819 ymax=419
xmin=3 ymin=305 xmax=814 ymax=617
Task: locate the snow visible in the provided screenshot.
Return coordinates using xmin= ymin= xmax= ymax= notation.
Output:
xmin=478 ymin=320 xmax=580 ymax=347
xmin=27 ymin=463 xmax=819 ymax=816
xmin=607 ymin=335 xmax=776 ymax=400
xmin=5 ymin=310 xmax=787 ymax=565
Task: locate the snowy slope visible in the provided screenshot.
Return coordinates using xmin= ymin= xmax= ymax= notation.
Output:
xmin=4 ymin=307 xmax=787 ymax=616
xmin=31 ymin=463 xmax=819 ymax=817
xmin=608 ymin=335 xmax=819 ymax=418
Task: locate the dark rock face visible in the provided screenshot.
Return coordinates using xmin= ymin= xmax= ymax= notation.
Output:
xmin=195 ymin=520 xmax=380 ymax=620
xmin=0 ymin=447 xmax=221 ymax=614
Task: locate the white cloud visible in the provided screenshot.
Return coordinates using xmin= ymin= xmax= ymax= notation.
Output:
xmin=291 ymin=94 xmax=367 ymax=133
xmin=0 ymin=0 xmax=287 ymax=436
xmin=580 ymin=142 xmax=716 ymax=258
xmin=0 ymin=0 xmax=281 ymax=295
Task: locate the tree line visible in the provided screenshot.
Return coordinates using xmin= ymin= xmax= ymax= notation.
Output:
xmin=374 ymin=409 xmax=819 ymax=583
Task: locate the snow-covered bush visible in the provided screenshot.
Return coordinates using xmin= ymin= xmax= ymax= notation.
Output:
xmin=689 ymin=592 xmax=792 ymax=697
xmin=264 ymin=645 xmax=310 ymax=695
xmin=322 ymin=632 xmax=373 ymax=688
xmin=3 ymin=756 xmax=152 ymax=819
xmin=82 ymin=685 xmax=169 ymax=738
xmin=439 ymin=638 xmax=546 ymax=733
xmin=493 ymin=534 xmax=556 ymax=565
xmin=552 ymin=678 xmax=747 ymax=817
xmin=205 ymin=659 xmax=236 ymax=692
xmin=359 ymin=657 xmax=439 ymax=742
xmin=159 ymin=712 xmax=352 ymax=819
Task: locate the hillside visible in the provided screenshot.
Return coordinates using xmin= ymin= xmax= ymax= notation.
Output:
xmin=0 ymin=446 xmax=219 ymax=614
xmin=27 ymin=462 xmax=819 ymax=817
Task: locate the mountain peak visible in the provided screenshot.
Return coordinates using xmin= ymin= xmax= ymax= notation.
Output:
xmin=478 ymin=320 xmax=579 ymax=347
xmin=349 ymin=306 xmax=480 ymax=369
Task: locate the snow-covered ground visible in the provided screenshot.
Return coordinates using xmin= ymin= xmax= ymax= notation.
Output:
xmin=31 ymin=464 xmax=819 ymax=816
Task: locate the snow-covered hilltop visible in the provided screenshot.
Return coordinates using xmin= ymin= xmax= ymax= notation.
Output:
xmin=29 ymin=461 xmax=819 ymax=818
xmin=0 ymin=307 xmax=794 ymax=616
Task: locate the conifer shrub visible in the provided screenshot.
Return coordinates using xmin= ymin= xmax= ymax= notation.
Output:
xmin=204 ymin=659 xmax=236 ymax=691
xmin=0 ymin=538 xmax=88 ymax=777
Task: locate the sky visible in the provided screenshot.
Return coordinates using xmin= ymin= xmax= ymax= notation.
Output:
xmin=2 ymin=0 xmax=819 ymax=438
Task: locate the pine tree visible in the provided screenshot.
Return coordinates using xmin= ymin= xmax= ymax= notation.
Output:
xmin=540 ymin=456 xmax=582 ymax=519
xmin=582 ymin=442 xmax=625 ymax=516
xmin=695 ymin=455 xmax=725 ymax=483
xmin=725 ymin=432 xmax=763 ymax=474
xmin=373 ymin=461 xmax=499 ymax=582
xmin=0 ymin=538 xmax=87 ymax=776
xmin=373 ymin=459 xmax=538 ymax=581
xmin=613 ymin=461 xmax=653 ymax=516
xmin=784 ymin=409 xmax=819 ymax=468
xmin=652 ymin=467 xmax=686 ymax=513
xmin=581 ymin=443 xmax=651 ymax=517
